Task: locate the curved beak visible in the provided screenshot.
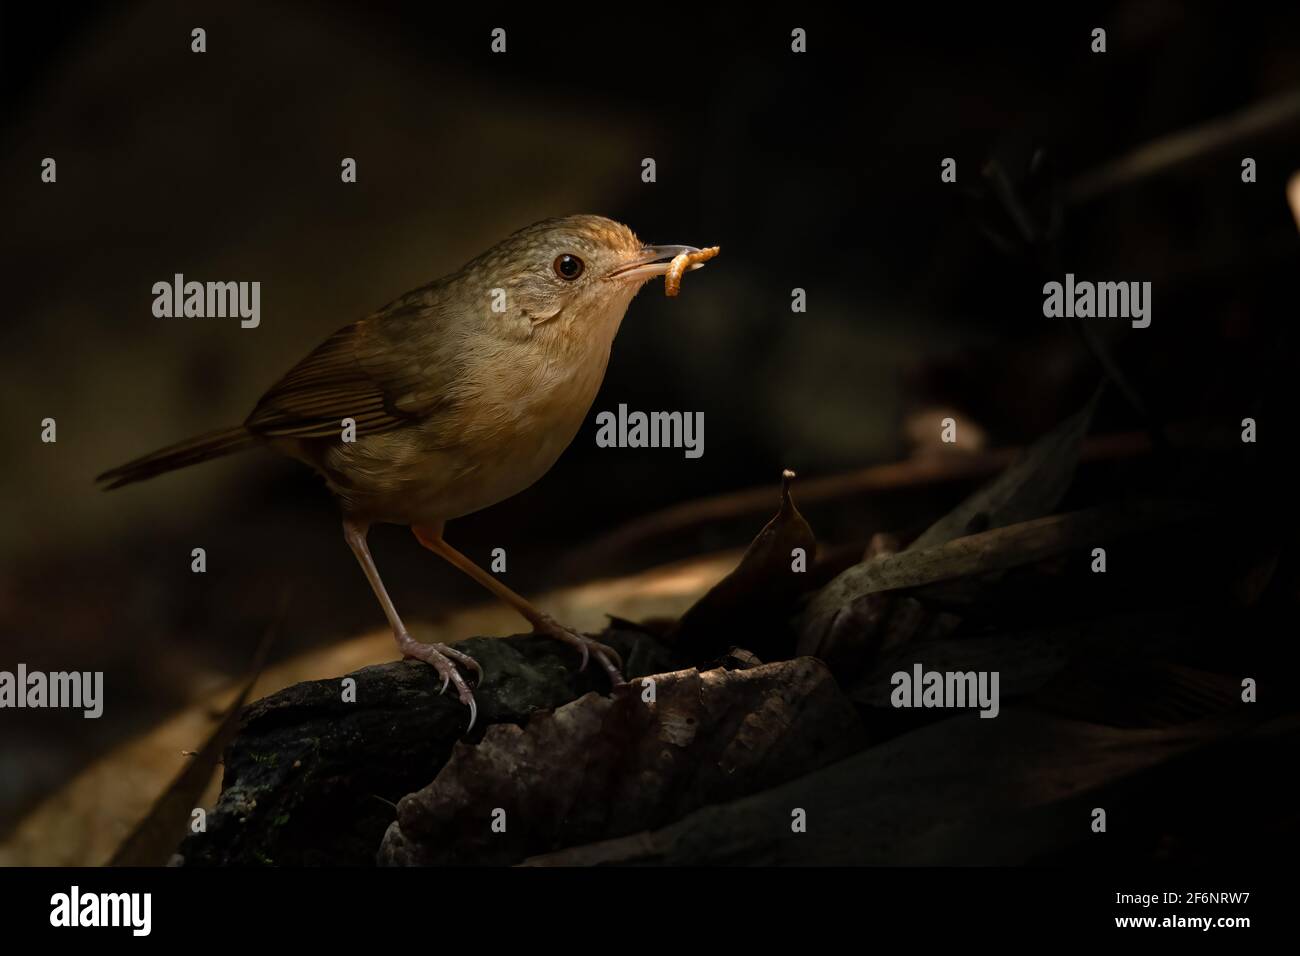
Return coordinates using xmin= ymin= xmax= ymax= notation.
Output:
xmin=606 ymin=244 xmax=706 ymax=282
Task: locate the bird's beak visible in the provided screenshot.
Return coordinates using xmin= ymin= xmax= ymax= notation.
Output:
xmin=606 ymin=244 xmax=707 ymax=282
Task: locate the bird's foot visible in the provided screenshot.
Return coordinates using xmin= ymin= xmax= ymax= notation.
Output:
xmin=433 ymin=642 xmax=484 ymax=686
xmin=396 ymin=634 xmax=479 ymax=733
xmin=532 ymin=614 xmax=626 ymax=687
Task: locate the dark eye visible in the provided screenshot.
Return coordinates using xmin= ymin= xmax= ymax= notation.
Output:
xmin=553 ymin=254 xmax=584 ymax=281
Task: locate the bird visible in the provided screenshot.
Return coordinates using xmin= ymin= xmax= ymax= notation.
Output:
xmin=96 ymin=215 xmax=718 ymax=732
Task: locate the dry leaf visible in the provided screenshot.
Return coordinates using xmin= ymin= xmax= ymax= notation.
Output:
xmin=800 ymin=391 xmax=1102 ymax=675
xmin=668 ymin=469 xmax=817 ymax=661
xmin=799 ymin=499 xmax=1206 ymax=674
xmin=524 ymin=710 xmax=1288 ymax=866
xmin=379 ymin=656 xmax=863 ymax=866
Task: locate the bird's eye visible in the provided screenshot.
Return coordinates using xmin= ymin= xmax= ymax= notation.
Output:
xmin=553 ymin=254 xmax=585 ymax=281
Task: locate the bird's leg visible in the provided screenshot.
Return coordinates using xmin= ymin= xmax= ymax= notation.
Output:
xmin=412 ymin=523 xmax=625 ymax=686
xmin=342 ymin=518 xmax=479 ymax=731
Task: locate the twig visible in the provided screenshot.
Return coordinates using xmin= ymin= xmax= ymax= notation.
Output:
xmin=571 ymin=431 xmax=1154 ymax=566
xmin=1066 ymin=88 xmax=1300 ymax=204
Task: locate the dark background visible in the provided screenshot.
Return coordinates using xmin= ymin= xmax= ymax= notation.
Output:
xmin=2 ymin=2 xmax=1297 ymax=841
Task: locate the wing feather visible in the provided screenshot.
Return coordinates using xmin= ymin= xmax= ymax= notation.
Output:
xmin=245 ymin=291 xmax=452 ymax=440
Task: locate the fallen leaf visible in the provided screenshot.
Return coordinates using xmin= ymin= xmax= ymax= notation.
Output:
xmin=910 ymin=387 xmax=1101 ymax=551
xmin=379 ymin=656 xmax=863 ymax=866
xmin=522 ymin=710 xmax=1289 ymax=866
xmin=799 ymin=499 xmax=1206 ymax=674
xmin=800 ymin=390 xmax=1103 ymax=675
xmin=668 ymin=469 xmax=817 ymax=662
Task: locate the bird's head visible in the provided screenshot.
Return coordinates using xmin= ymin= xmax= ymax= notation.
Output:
xmin=460 ymin=215 xmax=712 ymax=343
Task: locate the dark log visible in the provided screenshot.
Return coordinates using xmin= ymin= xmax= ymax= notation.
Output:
xmin=177 ymin=629 xmax=674 ymax=866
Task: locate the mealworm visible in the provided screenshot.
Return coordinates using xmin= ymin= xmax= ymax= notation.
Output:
xmin=664 ymin=246 xmax=720 ymax=297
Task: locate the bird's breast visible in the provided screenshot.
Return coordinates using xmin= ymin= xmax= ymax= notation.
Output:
xmin=429 ymin=342 xmax=612 ymax=517
xmin=325 ymin=336 xmax=614 ymax=524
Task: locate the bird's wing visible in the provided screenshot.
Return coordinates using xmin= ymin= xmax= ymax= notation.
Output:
xmin=245 ymin=291 xmax=455 ymax=440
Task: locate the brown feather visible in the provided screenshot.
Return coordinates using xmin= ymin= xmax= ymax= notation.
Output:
xmin=95 ymin=427 xmax=255 ymax=490
xmin=244 ymin=291 xmax=456 ymax=441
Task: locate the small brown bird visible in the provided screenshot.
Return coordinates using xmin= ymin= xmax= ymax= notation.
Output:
xmin=97 ymin=215 xmax=717 ymax=730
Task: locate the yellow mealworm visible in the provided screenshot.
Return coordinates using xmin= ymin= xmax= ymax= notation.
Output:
xmin=664 ymin=246 xmax=720 ymax=297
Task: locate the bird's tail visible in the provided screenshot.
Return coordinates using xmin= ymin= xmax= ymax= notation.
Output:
xmin=95 ymin=426 xmax=257 ymax=490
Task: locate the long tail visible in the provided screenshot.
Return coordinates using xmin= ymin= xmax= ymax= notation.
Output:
xmin=96 ymin=426 xmax=257 ymax=490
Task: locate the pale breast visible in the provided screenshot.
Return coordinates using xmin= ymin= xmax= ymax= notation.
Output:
xmin=317 ymin=335 xmax=612 ymax=525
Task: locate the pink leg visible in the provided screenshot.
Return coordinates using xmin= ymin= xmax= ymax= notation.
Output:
xmin=342 ymin=518 xmax=480 ymax=732
xmin=411 ymin=523 xmax=625 ymax=686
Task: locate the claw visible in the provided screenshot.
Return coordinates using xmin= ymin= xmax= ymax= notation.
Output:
xmin=463 ymin=656 xmax=484 ymax=687
xmin=534 ymin=618 xmax=629 ymax=685
xmin=591 ymin=648 xmax=626 ymax=687
xmin=440 ymin=672 xmax=450 ymax=695
xmin=465 ymin=696 xmax=477 ymax=734
xmin=437 ymin=643 xmax=485 ymax=687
